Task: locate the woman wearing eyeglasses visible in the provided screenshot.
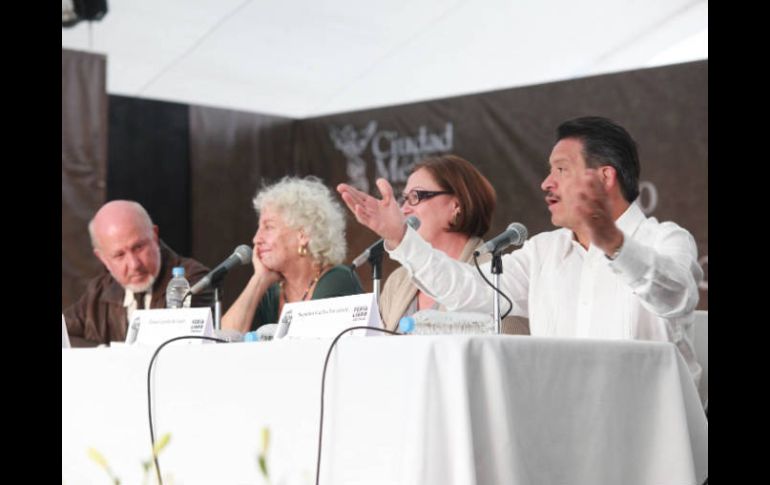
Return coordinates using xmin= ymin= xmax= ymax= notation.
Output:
xmin=377 ymin=155 xmax=498 ymax=331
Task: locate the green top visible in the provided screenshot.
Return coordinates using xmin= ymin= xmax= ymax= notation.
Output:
xmin=251 ymin=264 xmax=364 ymax=331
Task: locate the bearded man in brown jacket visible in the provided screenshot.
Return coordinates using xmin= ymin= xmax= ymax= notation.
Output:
xmin=63 ymin=200 xmax=213 ymax=346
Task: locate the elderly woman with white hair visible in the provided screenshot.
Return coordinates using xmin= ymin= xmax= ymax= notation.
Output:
xmin=222 ymin=176 xmax=363 ymax=332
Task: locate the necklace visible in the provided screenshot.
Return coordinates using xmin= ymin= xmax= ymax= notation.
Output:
xmin=280 ymin=267 xmax=324 ymax=303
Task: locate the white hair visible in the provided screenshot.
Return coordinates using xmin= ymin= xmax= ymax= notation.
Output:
xmin=253 ymin=176 xmax=348 ymax=266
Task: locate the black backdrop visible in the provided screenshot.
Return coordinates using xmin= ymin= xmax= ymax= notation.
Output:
xmin=62 ymin=51 xmax=707 ymax=312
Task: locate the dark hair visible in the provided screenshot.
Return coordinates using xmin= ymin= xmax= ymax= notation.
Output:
xmin=557 ymin=116 xmax=640 ymax=202
xmin=411 ymin=155 xmax=496 ymax=237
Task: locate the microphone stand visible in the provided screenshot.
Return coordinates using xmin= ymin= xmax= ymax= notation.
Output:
xmin=491 ymin=250 xmax=504 ymax=334
xmin=214 ymin=286 xmax=222 ymax=331
xmin=368 ymin=242 xmax=385 ymax=305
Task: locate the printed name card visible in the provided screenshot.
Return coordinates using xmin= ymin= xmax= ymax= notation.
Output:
xmin=280 ymin=293 xmax=382 ymax=339
xmin=62 ymin=314 xmax=70 ymax=348
xmin=126 ymin=308 xmax=214 ymax=346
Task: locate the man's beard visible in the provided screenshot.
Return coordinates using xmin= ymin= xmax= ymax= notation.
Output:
xmin=123 ymin=245 xmax=161 ymax=293
xmin=125 ymin=275 xmax=156 ymax=293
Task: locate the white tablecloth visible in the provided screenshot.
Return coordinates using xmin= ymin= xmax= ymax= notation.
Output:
xmin=62 ymin=335 xmax=707 ymax=485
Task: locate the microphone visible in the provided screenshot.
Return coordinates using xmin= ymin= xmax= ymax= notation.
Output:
xmin=474 ymin=222 xmax=528 ymax=256
xmin=189 ymin=244 xmax=252 ymax=295
xmin=351 ymin=216 xmax=421 ymax=268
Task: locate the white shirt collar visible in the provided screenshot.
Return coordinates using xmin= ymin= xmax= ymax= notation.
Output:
xmin=123 ymin=288 xmax=152 ymax=310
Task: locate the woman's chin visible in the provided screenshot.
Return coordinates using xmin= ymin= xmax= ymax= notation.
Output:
xmin=263 ymin=261 xmax=282 ymax=274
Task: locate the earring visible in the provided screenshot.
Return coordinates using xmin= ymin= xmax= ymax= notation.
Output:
xmin=298 ymin=244 xmax=308 ymax=257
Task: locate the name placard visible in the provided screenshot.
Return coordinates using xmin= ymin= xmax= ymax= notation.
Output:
xmin=126 ymin=308 xmax=214 ymax=346
xmin=62 ymin=314 xmax=70 ymax=348
xmin=280 ymin=293 xmax=382 ymax=339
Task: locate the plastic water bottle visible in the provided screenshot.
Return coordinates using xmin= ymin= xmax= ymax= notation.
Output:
xmin=398 ymin=310 xmax=495 ymax=335
xmin=165 ymin=266 xmax=191 ymax=308
xmin=243 ymin=323 xmax=281 ymax=342
xmin=243 ymin=331 xmax=260 ymax=342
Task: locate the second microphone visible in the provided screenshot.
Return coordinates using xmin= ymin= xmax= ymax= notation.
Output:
xmin=351 ymin=216 xmax=421 ymax=268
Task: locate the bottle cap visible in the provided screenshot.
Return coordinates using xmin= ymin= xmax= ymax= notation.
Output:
xmin=244 ymin=331 xmax=260 ymax=342
xmin=172 ymin=267 xmax=185 ymax=277
xmin=398 ymin=316 xmax=416 ymax=334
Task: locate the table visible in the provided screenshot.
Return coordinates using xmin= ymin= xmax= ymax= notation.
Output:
xmin=62 ymin=335 xmax=707 ymax=484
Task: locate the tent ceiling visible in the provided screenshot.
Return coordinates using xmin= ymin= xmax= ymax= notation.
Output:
xmin=61 ymin=0 xmax=708 ymax=118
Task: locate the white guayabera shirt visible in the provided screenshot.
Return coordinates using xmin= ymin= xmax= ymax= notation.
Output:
xmin=388 ymin=201 xmax=704 ymax=384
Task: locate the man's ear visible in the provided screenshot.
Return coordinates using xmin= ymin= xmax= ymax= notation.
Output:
xmin=600 ymin=165 xmax=618 ymax=189
xmin=93 ymin=247 xmax=108 ymax=267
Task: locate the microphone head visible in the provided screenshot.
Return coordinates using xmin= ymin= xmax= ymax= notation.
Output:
xmin=506 ymin=222 xmax=528 ymax=245
xmin=351 ymin=217 xmax=420 ymax=269
xmin=405 ymin=215 xmax=421 ymax=230
xmin=233 ymin=245 xmax=252 ymax=264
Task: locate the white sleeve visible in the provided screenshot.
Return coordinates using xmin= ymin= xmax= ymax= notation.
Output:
xmin=388 ymin=226 xmax=531 ymax=315
xmin=608 ymin=223 xmax=702 ymax=318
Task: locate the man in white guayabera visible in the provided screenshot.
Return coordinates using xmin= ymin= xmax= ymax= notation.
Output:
xmin=338 ymin=116 xmax=703 ymax=385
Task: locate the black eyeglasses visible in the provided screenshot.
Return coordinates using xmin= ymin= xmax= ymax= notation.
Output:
xmin=397 ymin=189 xmax=453 ymax=206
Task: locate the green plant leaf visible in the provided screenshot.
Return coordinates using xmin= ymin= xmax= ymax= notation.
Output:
xmin=87 ymin=447 xmax=110 ymax=470
xmin=153 ymin=433 xmax=172 ymax=455
xmin=261 ymin=427 xmax=270 ymax=453
xmin=258 ymin=454 xmax=268 ymax=478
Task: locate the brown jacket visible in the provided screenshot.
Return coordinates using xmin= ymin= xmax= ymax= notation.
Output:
xmin=63 ymin=241 xmax=213 ymax=346
xmin=379 ymin=236 xmax=529 ymax=335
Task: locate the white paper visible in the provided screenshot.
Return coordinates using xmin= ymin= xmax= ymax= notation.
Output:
xmin=281 ymin=293 xmax=382 ymax=339
xmin=127 ymin=308 xmax=214 ymax=346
